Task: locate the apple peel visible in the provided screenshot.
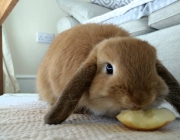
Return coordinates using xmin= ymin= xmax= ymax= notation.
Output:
xmin=116 ymin=108 xmax=176 ymax=131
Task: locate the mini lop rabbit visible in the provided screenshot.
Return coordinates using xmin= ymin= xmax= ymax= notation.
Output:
xmin=37 ymin=23 xmax=180 ymax=124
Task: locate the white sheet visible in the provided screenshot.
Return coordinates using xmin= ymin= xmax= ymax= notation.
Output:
xmin=84 ymin=0 xmax=178 ymax=25
xmin=83 ymin=0 xmax=155 ymax=24
xmin=0 ymin=93 xmax=40 ymax=107
xmin=101 ymin=0 xmax=178 ymax=25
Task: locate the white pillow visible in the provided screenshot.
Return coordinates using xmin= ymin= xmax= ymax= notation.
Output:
xmin=57 ymin=16 xmax=80 ymax=34
xmin=56 ymin=0 xmax=111 ymax=23
xmin=91 ymin=0 xmax=134 ymax=9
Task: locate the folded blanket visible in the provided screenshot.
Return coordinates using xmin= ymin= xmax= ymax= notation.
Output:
xmin=84 ymin=0 xmax=177 ymax=25
xmin=84 ymin=0 xmax=154 ymax=23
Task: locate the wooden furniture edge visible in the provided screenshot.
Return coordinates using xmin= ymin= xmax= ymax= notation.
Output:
xmin=0 ymin=0 xmax=19 ymax=25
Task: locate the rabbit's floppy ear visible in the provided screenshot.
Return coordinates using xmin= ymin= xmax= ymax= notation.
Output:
xmin=44 ymin=51 xmax=97 ymax=124
xmin=156 ymin=60 xmax=180 ymax=114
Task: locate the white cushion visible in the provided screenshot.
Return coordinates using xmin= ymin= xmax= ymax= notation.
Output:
xmin=56 ymin=0 xmax=111 ymax=23
xmin=119 ymin=17 xmax=156 ymax=37
xmin=57 ymin=16 xmax=80 ymax=34
xmin=148 ymin=1 xmax=180 ymax=29
xmin=137 ymin=24 xmax=180 ymax=83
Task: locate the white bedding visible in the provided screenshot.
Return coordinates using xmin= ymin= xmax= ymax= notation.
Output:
xmin=0 ymin=94 xmax=180 ymax=140
xmin=84 ymin=0 xmax=178 ymax=25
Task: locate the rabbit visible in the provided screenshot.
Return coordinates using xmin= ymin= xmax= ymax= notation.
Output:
xmin=36 ymin=23 xmax=180 ymax=124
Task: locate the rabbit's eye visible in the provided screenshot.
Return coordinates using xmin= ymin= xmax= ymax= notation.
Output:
xmin=106 ymin=63 xmax=113 ymax=74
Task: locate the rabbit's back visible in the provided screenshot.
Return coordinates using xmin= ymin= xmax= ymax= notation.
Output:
xmin=36 ymin=24 xmax=129 ymax=104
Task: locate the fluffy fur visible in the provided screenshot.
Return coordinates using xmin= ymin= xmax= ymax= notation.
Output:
xmin=36 ymin=23 xmax=180 ymax=124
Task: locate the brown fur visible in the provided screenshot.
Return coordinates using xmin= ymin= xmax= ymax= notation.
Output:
xmin=156 ymin=60 xmax=180 ymax=114
xmin=37 ymin=24 xmax=129 ymax=105
xmin=36 ymin=23 xmax=180 ymax=124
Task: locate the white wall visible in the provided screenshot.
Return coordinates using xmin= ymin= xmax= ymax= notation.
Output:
xmin=4 ymin=0 xmax=91 ymax=92
xmin=4 ymin=0 xmax=68 ymax=76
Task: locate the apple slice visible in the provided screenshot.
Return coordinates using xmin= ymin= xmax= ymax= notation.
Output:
xmin=116 ymin=108 xmax=175 ymax=131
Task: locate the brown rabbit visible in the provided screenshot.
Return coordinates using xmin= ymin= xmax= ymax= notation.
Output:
xmin=36 ymin=23 xmax=180 ymax=124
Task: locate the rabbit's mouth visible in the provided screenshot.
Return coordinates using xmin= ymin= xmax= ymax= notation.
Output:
xmin=104 ymin=98 xmax=166 ymax=118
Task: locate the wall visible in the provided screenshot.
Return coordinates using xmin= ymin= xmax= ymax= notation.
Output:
xmin=4 ymin=0 xmax=68 ymax=75
xmin=4 ymin=0 xmax=68 ymax=93
xmin=4 ymin=0 xmax=90 ymax=93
